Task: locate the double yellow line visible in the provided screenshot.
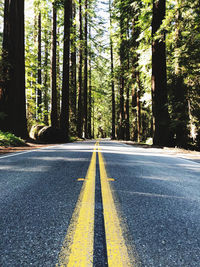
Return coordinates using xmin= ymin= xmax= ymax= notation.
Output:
xmin=57 ymin=142 xmax=133 ymax=266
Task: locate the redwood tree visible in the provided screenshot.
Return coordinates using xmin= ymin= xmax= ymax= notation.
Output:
xmin=83 ymin=0 xmax=88 ymax=138
xmin=60 ymin=0 xmax=71 ymax=140
xmin=151 ymin=0 xmax=170 ymax=146
xmin=51 ymin=2 xmax=58 ymax=128
xmin=119 ymin=3 xmax=125 ymax=140
xmin=77 ymin=0 xmax=83 ymax=138
xmin=109 ymin=0 xmax=116 ymax=140
xmin=0 ymin=0 xmax=27 ymax=138
xmin=37 ymin=11 xmax=42 ymax=117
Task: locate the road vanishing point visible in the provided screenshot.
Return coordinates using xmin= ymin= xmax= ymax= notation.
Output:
xmin=0 ymin=140 xmax=200 ymax=266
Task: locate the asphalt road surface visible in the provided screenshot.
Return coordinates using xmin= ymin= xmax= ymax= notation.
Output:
xmin=0 ymin=140 xmax=200 ymax=266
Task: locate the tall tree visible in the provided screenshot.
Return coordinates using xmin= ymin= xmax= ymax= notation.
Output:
xmin=136 ymin=73 xmax=141 ymax=142
xmin=88 ymin=16 xmax=92 ymax=139
xmin=125 ymin=20 xmax=130 ymax=141
xmin=37 ymin=11 xmax=42 ymax=118
xmin=60 ymin=0 xmax=71 ymax=140
xmin=172 ymin=0 xmax=189 ymax=147
xmin=83 ymin=0 xmax=88 ymax=138
xmin=151 ymin=0 xmax=170 ymax=146
xmin=118 ymin=2 xmax=125 ymax=140
xmin=0 ymin=0 xmax=27 ymax=138
xmin=109 ymin=0 xmax=116 ymax=140
xmin=70 ymin=1 xmax=77 ymax=132
xmin=77 ymin=0 xmax=83 ymax=138
xmin=131 ymin=9 xmax=141 ymax=142
xmin=43 ymin=26 xmax=50 ymax=126
xmin=51 ymin=1 xmax=58 ymax=127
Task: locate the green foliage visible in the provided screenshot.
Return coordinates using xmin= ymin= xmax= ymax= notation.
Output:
xmin=1 ymin=0 xmax=200 ymax=145
xmin=0 ymin=131 xmax=25 ymax=147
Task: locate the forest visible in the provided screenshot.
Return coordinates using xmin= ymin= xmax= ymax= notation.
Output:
xmin=0 ymin=0 xmax=200 ymax=149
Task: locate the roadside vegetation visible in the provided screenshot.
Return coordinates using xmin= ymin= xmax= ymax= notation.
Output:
xmin=0 ymin=0 xmax=200 ymax=149
xmin=0 ymin=131 xmax=26 ymax=147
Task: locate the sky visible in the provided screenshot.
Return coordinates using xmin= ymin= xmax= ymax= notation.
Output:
xmin=25 ymin=1 xmax=34 ymax=21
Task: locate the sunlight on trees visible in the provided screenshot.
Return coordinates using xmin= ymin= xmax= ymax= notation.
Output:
xmin=0 ymin=0 xmax=200 ymax=149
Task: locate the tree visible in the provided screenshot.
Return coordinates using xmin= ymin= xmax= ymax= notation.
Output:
xmin=109 ymin=0 xmax=116 ymax=140
xmin=83 ymin=0 xmax=88 ymax=138
xmin=37 ymin=10 xmax=42 ymax=117
xmin=70 ymin=0 xmax=77 ymax=134
xmin=151 ymin=0 xmax=170 ymax=146
xmin=170 ymin=0 xmax=190 ymax=147
xmin=60 ymin=0 xmax=71 ymax=140
xmin=0 ymin=0 xmax=27 ymax=138
xmin=118 ymin=1 xmax=125 ymax=140
xmin=51 ymin=1 xmax=58 ymax=128
xmin=88 ymin=21 xmax=92 ymax=139
xmin=77 ymin=0 xmax=83 ymax=138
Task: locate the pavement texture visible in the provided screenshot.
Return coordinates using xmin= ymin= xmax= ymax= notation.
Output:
xmin=0 ymin=140 xmax=200 ymax=266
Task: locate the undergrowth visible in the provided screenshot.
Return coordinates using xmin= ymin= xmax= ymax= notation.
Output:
xmin=0 ymin=131 xmax=25 ymax=147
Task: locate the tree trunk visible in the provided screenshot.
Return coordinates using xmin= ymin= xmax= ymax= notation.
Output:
xmin=60 ymin=0 xmax=71 ymax=140
xmin=131 ymin=16 xmax=140 ymax=141
xmin=151 ymin=0 xmax=170 ymax=146
xmin=37 ymin=12 xmax=42 ymax=118
xmin=119 ymin=7 xmax=125 ymax=140
xmin=83 ymin=0 xmax=88 ymax=138
xmin=109 ymin=0 xmax=115 ymax=140
xmin=51 ymin=3 xmax=58 ymax=128
xmin=70 ymin=1 xmax=77 ymax=131
xmin=136 ymin=72 xmax=141 ymax=143
xmin=88 ymin=22 xmax=92 ymax=139
xmin=125 ymin=21 xmax=130 ymax=141
xmin=173 ymin=0 xmax=189 ymax=147
xmin=57 ymin=27 xmax=61 ymax=119
xmin=125 ymin=85 xmax=130 ymax=141
xmin=77 ymin=0 xmax=83 ymax=138
xmin=0 ymin=0 xmax=27 ymax=138
xmin=43 ymin=27 xmax=50 ymax=126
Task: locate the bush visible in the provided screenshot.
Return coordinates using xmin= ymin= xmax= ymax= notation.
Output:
xmin=0 ymin=131 xmax=25 ymax=147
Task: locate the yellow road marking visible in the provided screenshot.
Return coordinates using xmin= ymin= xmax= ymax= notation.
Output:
xmin=57 ymin=143 xmax=97 ymax=266
xmin=57 ymin=142 xmax=135 ymax=266
xmin=98 ymin=144 xmax=132 ymax=266
xmin=77 ymin=178 xmax=86 ymax=181
xmin=107 ymin=178 xmax=116 ymax=182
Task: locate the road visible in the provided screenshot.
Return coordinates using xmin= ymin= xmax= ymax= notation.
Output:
xmin=0 ymin=140 xmax=200 ymax=266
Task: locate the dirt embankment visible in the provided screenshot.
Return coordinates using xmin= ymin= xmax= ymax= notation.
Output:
xmin=0 ymin=142 xmax=55 ymax=156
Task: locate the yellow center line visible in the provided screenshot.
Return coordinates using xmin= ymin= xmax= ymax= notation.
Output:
xmin=57 ymin=141 xmax=136 ymax=266
xmin=57 ymin=143 xmax=97 ymax=266
xmin=98 ymin=143 xmax=133 ymax=266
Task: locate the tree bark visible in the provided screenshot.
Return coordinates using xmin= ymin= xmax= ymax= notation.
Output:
xmin=0 ymin=0 xmax=27 ymax=138
xmin=136 ymin=72 xmax=141 ymax=143
xmin=37 ymin=12 xmax=42 ymax=117
xmin=88 ymin=22 xmax=92 ymax=138
xmin=77 ymin=0 xmax=83 ymax=138
xmin=51 ymin=3 xmax=58 ymax=128
xmin=109 ymin=0 xmax=116 ymax=140
xmin=173 ymin=0 xmax=189 ymax=147
xmin=119 ymin=7 xmax=125 ymax=140
xmin=83 ymin=0 xmax=88 ymax=138
xmin=60 ymin=0 xmax=71 ymax=140
xmin=131 ymin=16 xmax=140 ymax=141
xmin=151 ymin=0 xmax=170 ymax=146
xmin=43 ymin=27 xmax=50 ymax=126
xmin=70 ymin=1 xmax=77 ymax=130
xmin=125 ymin=22 xmax=130 ymax=141
xmin=57 ymin=27 xmax=61 ymax=119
